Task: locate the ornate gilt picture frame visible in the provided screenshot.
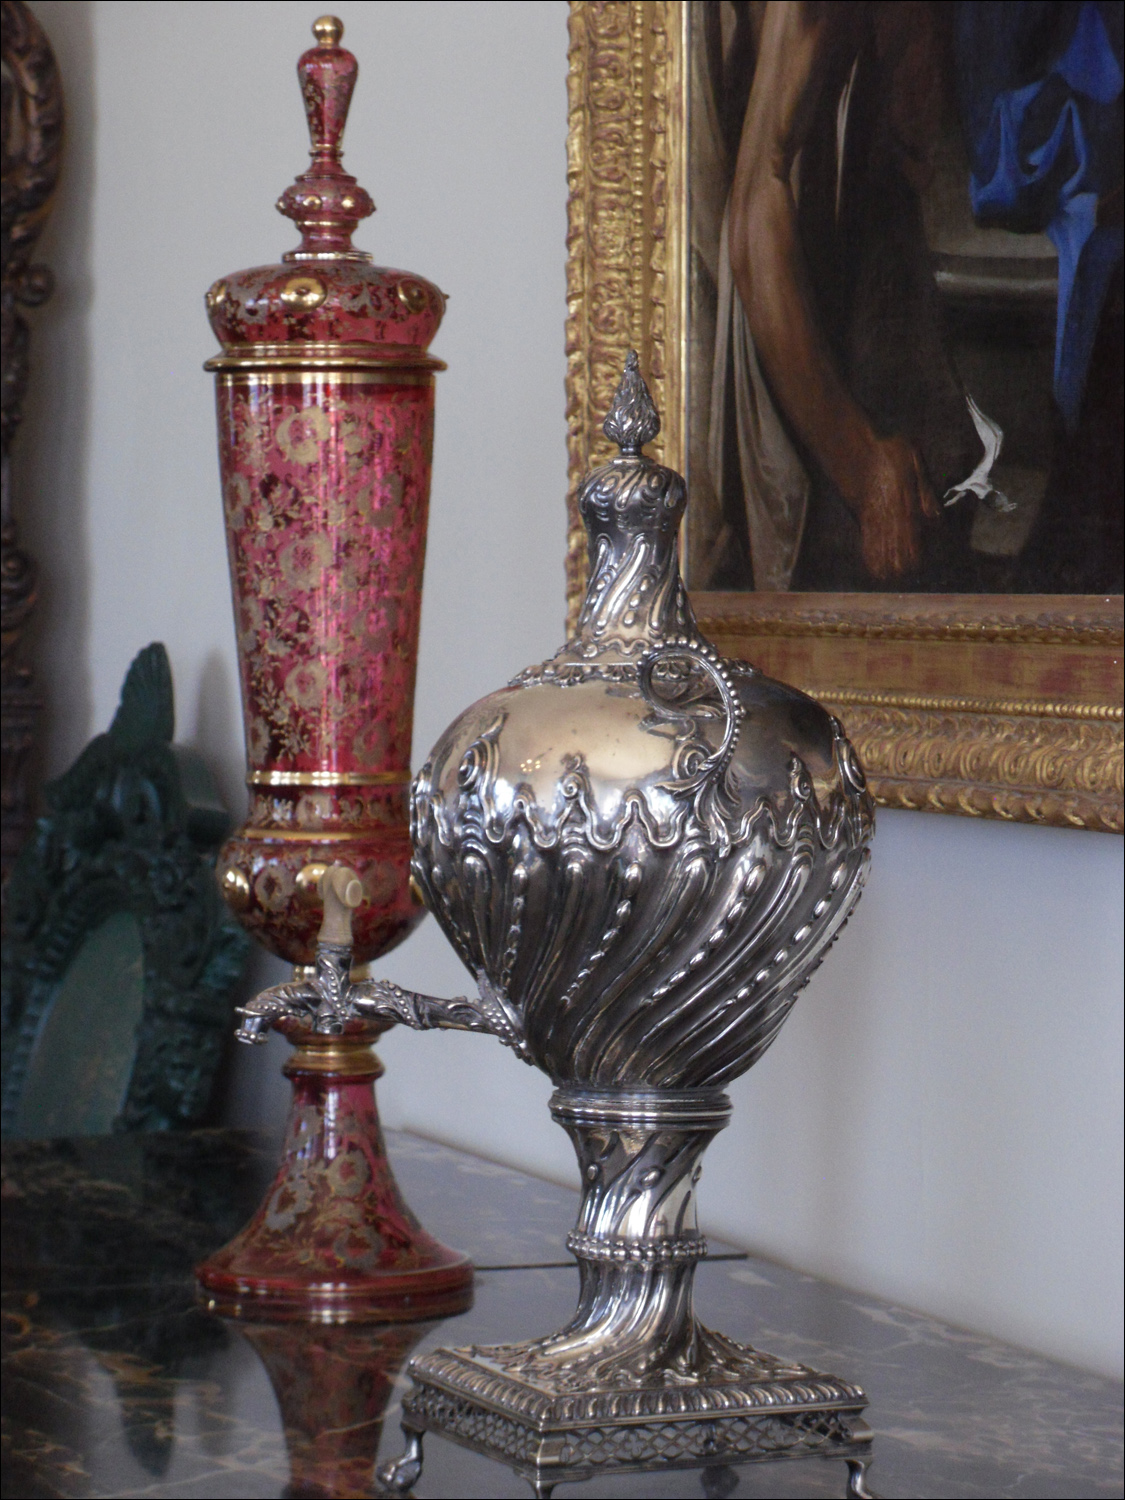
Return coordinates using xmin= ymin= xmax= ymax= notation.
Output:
xmin=565 ymin=1 xmax=1123 ymax=832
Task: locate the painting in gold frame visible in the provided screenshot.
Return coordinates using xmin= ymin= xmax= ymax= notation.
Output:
xmin=565 ymin=0 xmax=1123 ymax=832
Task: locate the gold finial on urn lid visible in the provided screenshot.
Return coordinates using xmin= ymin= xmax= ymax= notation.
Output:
xmin=312 ymin=14 xmax=344 ymax=47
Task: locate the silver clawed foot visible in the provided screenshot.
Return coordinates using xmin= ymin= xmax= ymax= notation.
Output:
xmin=846 ymin=1456 xmax=877 ymax=1499
xmin=377 ymin=1426 xmax=424 ymax=1494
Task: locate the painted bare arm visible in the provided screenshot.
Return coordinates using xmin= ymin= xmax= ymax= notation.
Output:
xmin=727 ymin=1 xmax=938 ymax=580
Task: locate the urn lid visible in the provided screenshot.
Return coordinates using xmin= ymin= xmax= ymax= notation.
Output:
xmin=204 ymin=16 xmax=444 ymax=366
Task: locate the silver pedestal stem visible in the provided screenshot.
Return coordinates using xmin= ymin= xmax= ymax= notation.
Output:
xmin=529 ymin=1088 xmax=731 ymax=1386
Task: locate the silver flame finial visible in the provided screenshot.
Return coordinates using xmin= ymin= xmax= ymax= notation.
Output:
xmin=603 ymin=350 xmax=660 ymax=456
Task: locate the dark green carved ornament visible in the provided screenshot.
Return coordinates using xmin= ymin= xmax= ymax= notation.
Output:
xmin=2 ymin=644 xmax=249 ymax=1135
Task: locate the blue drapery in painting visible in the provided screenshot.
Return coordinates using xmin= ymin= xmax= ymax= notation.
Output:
xmin=956 ymin=1 xmax=1123 ymax=429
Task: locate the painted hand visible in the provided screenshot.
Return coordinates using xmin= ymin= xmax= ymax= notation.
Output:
xmin=855 ymin=435 xmax=939 ymax=581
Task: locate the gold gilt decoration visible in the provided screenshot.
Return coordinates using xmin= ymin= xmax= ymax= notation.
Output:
xmin=693 ymin=595 xmax=1123 ymax=647
xmin=565 ymin=0 xmax=685 ymax=621
xmin=827 ymin=701 xmax=1122 ymax=833
xmin=565 ymin=0 xmax=1123 ymax=832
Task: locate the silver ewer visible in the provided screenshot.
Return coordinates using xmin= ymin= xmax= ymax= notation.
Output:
xmin=238 ymin=355 xmax=876 ymax=1498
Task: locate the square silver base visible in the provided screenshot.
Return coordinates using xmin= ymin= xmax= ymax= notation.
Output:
xmin=381 ymin=1339 xmax=874 ymax=1497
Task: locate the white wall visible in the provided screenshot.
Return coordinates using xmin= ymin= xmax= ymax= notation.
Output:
xmin=19 ymin=1 xmax=1124 ymax=1380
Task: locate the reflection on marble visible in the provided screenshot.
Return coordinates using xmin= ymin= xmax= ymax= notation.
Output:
xmin=240 ymin=1320 xmax=434 ymax=1497
xmin=2 ymin=1129 xmax=1121 ymax=1499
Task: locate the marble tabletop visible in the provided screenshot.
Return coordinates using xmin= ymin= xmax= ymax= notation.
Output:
xmin=1 ymin=1128 xmax=1121 ymax=1499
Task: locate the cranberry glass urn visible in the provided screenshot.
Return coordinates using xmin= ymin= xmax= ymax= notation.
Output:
xmin=196 ymin=16 xmax=471 ymax=1323
xmin=205 ymin=15 xmax=442 ymax=963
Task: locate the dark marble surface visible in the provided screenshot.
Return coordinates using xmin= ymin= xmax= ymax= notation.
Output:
xmin=1 ymin=1128 xmax=1121 ymax=1500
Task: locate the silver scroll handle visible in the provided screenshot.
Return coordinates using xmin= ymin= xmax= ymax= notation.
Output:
xmin=637 ymin=636 xmax=744 ymax=792
xmin=233 ymin=864 xmax=531 ymax=1061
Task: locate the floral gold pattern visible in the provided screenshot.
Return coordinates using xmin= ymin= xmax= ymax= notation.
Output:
xmin=217 ymin=381 xmax=432 ymax=774
xmin=212 ymin=373 xmax=433 ymax=962
xmin=196 ymin=1033 xmax=472 ymax=1319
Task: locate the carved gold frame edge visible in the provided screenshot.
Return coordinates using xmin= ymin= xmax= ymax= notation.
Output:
xmin=564 ymin=0 xmax=1123 ymax=833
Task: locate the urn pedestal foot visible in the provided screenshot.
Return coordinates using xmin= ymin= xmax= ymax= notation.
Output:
xmin=195 ymin=1024 xmax=473 ymax=1322
xmin=378 ymin=1087 xmax=872 ymax=1496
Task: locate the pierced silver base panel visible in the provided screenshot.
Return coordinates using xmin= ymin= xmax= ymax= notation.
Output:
xmin=378 ymin=1087 xmax=874 ymax=1498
